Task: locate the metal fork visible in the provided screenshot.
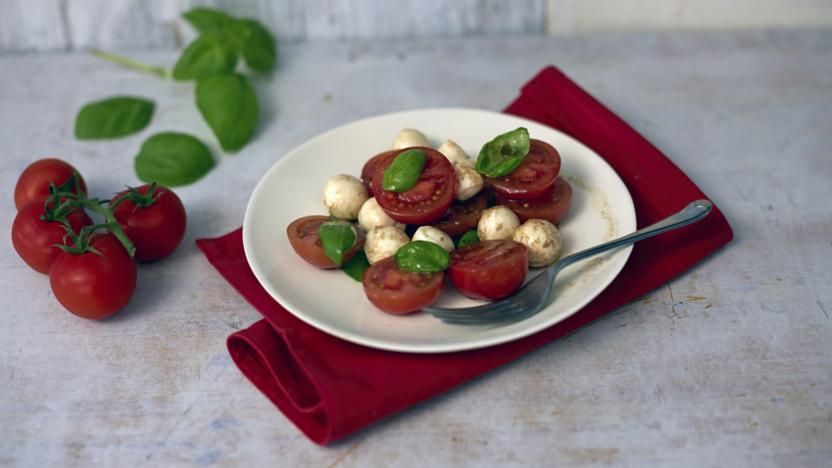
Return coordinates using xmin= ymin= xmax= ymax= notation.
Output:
xmin=424 ymin=199 xmax=713 ymax=325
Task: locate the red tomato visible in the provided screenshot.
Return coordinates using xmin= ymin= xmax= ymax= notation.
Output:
xmin=360 ymin=150 xmax=397 ymax=197
xmin=111 ymin=185 xmax=187 ymax=262
xmin=49 ymin=234 xmax=137 ymax=320
xmin=430 ymin=190 xmax=489 ymax=237
xmin=486 ymin=139 xmax=560 ymax=200
xmin=448 ymin=240 xmax=528 ymax=301
xmin=287 ymin=216 xmax=365 ymax=269
xmin=14 ymin=159 xmax=87 ymax=210
xmin=374 ymin=147 xmax=456 ymax=224
xmin=362 ymin=256 xmax=444 ymax=314
xmin=495 ymin=177 xmax=573 ymax=224
xmin=11 ymin=198 xmax=93 ymax=274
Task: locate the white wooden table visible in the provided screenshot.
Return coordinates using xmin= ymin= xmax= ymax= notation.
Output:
xmin=1 ymin=28 xmax=830 ymax=467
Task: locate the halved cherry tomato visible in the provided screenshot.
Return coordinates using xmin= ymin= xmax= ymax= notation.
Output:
xmin=111 ymin=185 xmax=187 ymax=262
xmin=486 ymin=139 xmax=560 ymax=200
xmin=360 ymin=150 xmax=397 ymax=197
xmin=448 ymin=240 xmax=528 ymax=301
xmin=49 ymin=234 xmax=137 ymax=320
xmin=362 ymin=256 xmax=444 ymax=314
xmin=12 ymin=197 xmax=93 ymax=274
xmin=374 ymin=147 xmax=456 ymax=225
xmin=14 ymin=159 xmax=87 ymax=210
xmin=287 ymin=215 xmax=364 ymax=269
xmin=430 ymin=190 xmax=489 ymax=237
xmin=495 ymin=177 xmax=573 ymax=224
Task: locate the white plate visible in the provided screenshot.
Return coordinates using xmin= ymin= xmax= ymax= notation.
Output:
xmin=243 ymin=108 xmax=635 ymax=353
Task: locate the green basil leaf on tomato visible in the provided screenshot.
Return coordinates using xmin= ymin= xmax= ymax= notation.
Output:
xmin=457 ymin=230 xmax=480 ymax=249
xmin=173 ymin=34 xmax=238 ymax=81
xmin=475 ymin=127 xmax=530 ymax=178
xmin=341 ymin=250 xmax=370 ymax=281
xmin=74 ymin=96 xmax=155 ymax=140
xmin=318 ymin=221 xmax=357 ymax=267
xmin=134 ymin=132 xmax=214 ymax=187
xmin=382 ymin=149 xmax=426 ymax=192
xmin=196 ymin=73 xmax=259 ymax=152
xmin=395 ymin=240 xmax=450 ymax=273
xmin=182 ymin=7 xmax=235 ymax=34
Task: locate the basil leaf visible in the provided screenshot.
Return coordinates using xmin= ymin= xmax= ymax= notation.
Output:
xmin=395 ymin=241 xmax=449 ymax=273
xmin=230 ymin=19 xmax=277 ymax=73
xmin=318 ymin=221 xmax=357 ymax=267
xmin=74 ymin=96 xmax=154 ymax=139
xmin=134 ymin=132 xmax=214 ymax=187
xmin=341 ymin=250 xmax=370 ymax=281
xmin=172 ymin=34 xmax=238 ymax=81
xmin=182 ymin=8 xmax=235 ymax=34
xmin=476 ymin=127 xmax=530 ymax=178
xmin=383 ymin=149 xmax=426 ymax=192
xmin=196 ymin=73 xmax=259 ymax=152
xmin=457 ymin=230 xmax=480 ymax=249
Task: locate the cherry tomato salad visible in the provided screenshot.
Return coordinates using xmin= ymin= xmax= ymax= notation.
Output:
xmin=12 ymin=158 xmax=187 ymax=319
xmin=287 ymin=127 xmax=573 ymax=315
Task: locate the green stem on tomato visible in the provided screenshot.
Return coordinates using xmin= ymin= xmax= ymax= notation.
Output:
xmin=83 ymin=200 xmax=136 ymax=258
xmin=88 ymin=48 xmax=170 ymax=79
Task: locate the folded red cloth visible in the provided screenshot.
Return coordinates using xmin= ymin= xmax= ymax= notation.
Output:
xmin=196 ymin=66 xmax=733 ymax=445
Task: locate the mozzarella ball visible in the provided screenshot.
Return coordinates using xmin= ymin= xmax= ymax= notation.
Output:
xmin=512 ymin=219 xmax=562 ymax=267
xmin=412 ymin=226 xmax=454 ymax=252
xmin=437 ymin=140 xmax=472 ymax=167
xmin=455 ymin=164 xmax=484 ymax=201
xmin=323 ymin=174 xmax=369 ymax=220
xmin=364 ymin=226 xmax=410 ymax=264
xmin=393 ymin=128 xmax=429 ymax=150
xmin=478 ymin=206 xmax=520 ymax=241
xmin=358 ymin=197 xmax=404 ymax=232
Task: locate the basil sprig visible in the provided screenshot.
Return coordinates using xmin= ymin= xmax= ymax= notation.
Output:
xmin=475 ymin=127 xmax=530 ymax=178
xmin=77 ymin=7 xmax=278 ymax=186
xmin=383 ymin=149 xmax=427 ymax=192
xmin=457 ymin=230 xmax=480 ymax=249
xmin=318 ymin=221 xmax=357 ymax=267
xmin=395 ymin=241 xmax=450 ymax=273
xmin=74 ymin=96 xmax=154 ymax=139
xmin=134 ymin=132 xmax=214 ymax=187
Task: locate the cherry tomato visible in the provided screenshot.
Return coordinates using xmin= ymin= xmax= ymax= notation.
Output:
xmin=430 ymin=190 xmax=489 ymax=237
xmin=14 ymin=159 xmax=87 ymax=210
xmin=11 ymin=198 xmax=93 ymax=274
xmin=49 ymin=234 xmax=137 ymax=320
xmin=111 ymin=185 xmax=187 ymax=262
xmin=287 ymin=216 xmax=365 ymax=269
xmin=495 ymin=177 xmax=573 ymax=224
xmin=360 ymin=150 xmax=397 ymax=197
xmin=448 ymin=240 xmax=528 ymax=301
xmin=362 ymin=256 xmax=444 ymax=314
xmin=486 ymin=139 xmax=560 ymax=200
xmin=375 ymin=147 xmax=456 ymax=225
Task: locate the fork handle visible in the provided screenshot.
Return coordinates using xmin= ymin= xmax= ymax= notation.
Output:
xmin=551 ymin=199 xmax=713 ymax=273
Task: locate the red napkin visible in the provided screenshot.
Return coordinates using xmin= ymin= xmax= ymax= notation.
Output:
xmin=196 ymin=66 xmax=733 ymax=445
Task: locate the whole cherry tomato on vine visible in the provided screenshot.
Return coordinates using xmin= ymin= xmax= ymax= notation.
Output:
xmin=11 ymin=197 xmax=93 ymax=274
xmin=14 ymin=158 xmax=87 ymax=210
xmin=49 ymin=233 xmax=137 ymax=320
xmin=110 ymin=183 xmax=187 ymax=262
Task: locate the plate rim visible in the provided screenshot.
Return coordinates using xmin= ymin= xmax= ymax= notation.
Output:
xmin=243 ymin=107 xmax=635 ymax=353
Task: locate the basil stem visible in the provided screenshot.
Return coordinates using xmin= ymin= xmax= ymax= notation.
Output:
xmin=475 ymin=127 xmax=530 ymax=178
xmin=383 ymin=149 xmax=427 ymax=192
xmin=395 ymin=241 xmax=449 ymax=273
